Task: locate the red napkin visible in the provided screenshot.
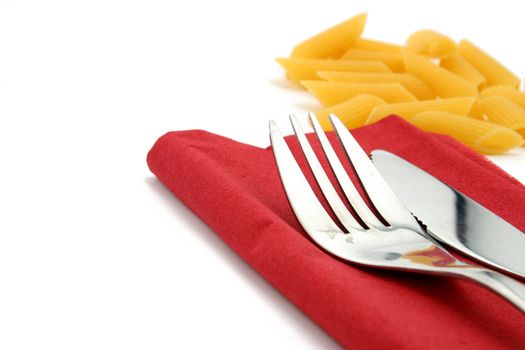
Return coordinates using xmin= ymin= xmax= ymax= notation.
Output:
xmin=147 ymin=116 xmax=525 ymax=349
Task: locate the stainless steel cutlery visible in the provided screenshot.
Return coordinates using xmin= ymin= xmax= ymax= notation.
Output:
xmin=269 ymin=114 xmax=525 ymax=313
xmin=372 ymin=150 xmax=525 ymax=279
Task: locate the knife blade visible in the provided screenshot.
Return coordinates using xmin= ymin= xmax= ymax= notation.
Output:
xmin=371 ymin=149 xmax=525 ymax=279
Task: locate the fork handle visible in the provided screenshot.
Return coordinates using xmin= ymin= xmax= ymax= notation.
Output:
xmin=455 ymin=268 xmax=525 ymax=313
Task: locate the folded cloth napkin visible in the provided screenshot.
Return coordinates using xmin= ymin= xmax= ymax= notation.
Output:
xmin=147 ymin=116 xmax=525 ymax=349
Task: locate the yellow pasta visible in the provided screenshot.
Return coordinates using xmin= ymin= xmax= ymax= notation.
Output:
xmin=313 ymin=94 xmax=387 ymax=130
xmin=410 ymin=111 xmax=523 ymax=154
xmin=406 ymin=30 xmax=457 ymax=58
xmin=481 ymin=85 xmax=525 ymax=110
xmin=403 ymin=51 xmax=478 ymax=97
xmin=365 ymin=97 xmax=476 ymax=124
xmin=458 ymin=39 xmax=520 ymax=88
xmin=277 ymin=13 xmax=525 ymax=154
xmin=300 ymin=80 xmax=417 ymax=106
xmin=480 ymin=95 xmax=525 ymax=136
xmin=317 ymin=71 xmax=436 ymax=100
xmin=291 ymin=13 xmax=367 ymax=58
xmin=440 ymin=55 xmax=486 ymax=88
xmin=276 ymin=58 xmax=391 ymax=82
xmin=340 ymin=49 xmax=404 ymax=72
xmin=353 ymin=38 xmax=402 ymax=53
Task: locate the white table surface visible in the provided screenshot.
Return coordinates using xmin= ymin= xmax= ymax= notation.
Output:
xmin=1 ymin=1 xmax=524 ymax=349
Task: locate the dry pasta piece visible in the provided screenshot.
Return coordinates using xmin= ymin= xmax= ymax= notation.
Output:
xmin=406 ymin=30 xmax=457 ymax=58
xmin=313 ymin=94 xmax=387 ymax=130
xmin=317 ymin=71 xmax=435 ymax=100
xmin=276 ymin=58 xmax=391 ymax=82
xmin=340 ymin=49 xmax=404 ymax=72
xmin=458 ymin=39 xmax=520 ymax=88
xmin=481 ymin=95 xmax=525 ymax=136
xmin=440 ymin=55 xmax=486 ymax=88
xmin=410 ymin=111 xmax=523 ymax=155
xmin=300 ymin=80 xmax=417 ymax=106
xmin=353 ymin=38 xmax=402 ymax=53
xmin=291 ymin=13 xmax=367 ymax=59
xmin=366 ymin=97 xmax=476 ymax=124
xmin=481 ymin=85 xmax=525 ymax=110
xmin=403 ymin=51 xmax=478 ymax=97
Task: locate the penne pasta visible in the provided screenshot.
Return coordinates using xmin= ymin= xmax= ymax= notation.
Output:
xmin=340 ymin=49 xmax=404 ymax=72
xmin=277 ymin=13 xmax=525 ymax=154
xmin=406 ymin=30 xmax=457 ymax=58
xmin=317 ymin=71 xmax=436 ymax=100
xmin=313 ymin=94 xmax=387 ymax=130
xmin=300 ymin=80 xmax=417 ymax=106
xmin=458 ymin=39 xmax=520 ymax=88
xmin=276 ymin=57 xmax=391 ymax=82
xmin=353 ymin=38 xmax=402 ymax=53
xmin=365 ymin=97 xmax=476 ymax=124
xmin=440 ymin=55 xmax=486 ymax=88
xmin=291 ymin=13 xmax=367 ymax=58
xmin=410 ymin=111 xmax=523 ymax=154
xmin=481 ymin=85 xmax=525 ymax=110
xmin=403 ymin=51 xmax=478 ymax=97
xmin=480 ymin=95 xmax=525 ymax=136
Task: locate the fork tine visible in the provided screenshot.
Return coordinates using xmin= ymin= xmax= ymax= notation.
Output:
xmin=329 ymin=114 xmax=419 ymax=228
xmin=269 ymin=120 xmax=343 ymax=240
xmin=289 ymin=114 xmax=363 ymax=231
xmin=308 ymin=113 xmax=385 ymax=229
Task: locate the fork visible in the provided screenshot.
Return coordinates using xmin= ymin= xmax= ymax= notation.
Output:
xmin=269 ymin=113 xmax=525 ymax=313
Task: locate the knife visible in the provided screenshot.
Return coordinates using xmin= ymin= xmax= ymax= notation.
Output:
xmin=371 ymin=149 xmax=525 ymax=279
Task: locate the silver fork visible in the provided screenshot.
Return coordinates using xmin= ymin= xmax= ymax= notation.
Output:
xmin=269 ymin=113 xmax=525 ymax=314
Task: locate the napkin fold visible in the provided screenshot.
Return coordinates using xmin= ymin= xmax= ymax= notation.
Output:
xmin=147 ymin=116 xmax=525 ymax=349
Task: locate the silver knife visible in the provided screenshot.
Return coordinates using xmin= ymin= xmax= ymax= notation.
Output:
xmin=371 ymin=149 xmax=525 ymax=279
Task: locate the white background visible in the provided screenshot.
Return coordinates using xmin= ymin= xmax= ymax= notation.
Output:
xmin=1 ymin=1 xmax=524 ymax=349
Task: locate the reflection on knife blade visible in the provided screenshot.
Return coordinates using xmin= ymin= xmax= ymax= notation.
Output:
xmin=372 ymin=150 xmax=525 ymax=279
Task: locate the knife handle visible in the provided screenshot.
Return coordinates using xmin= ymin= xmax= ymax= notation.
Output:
xmin=456 ymin=267 xmax=525 ymax=314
